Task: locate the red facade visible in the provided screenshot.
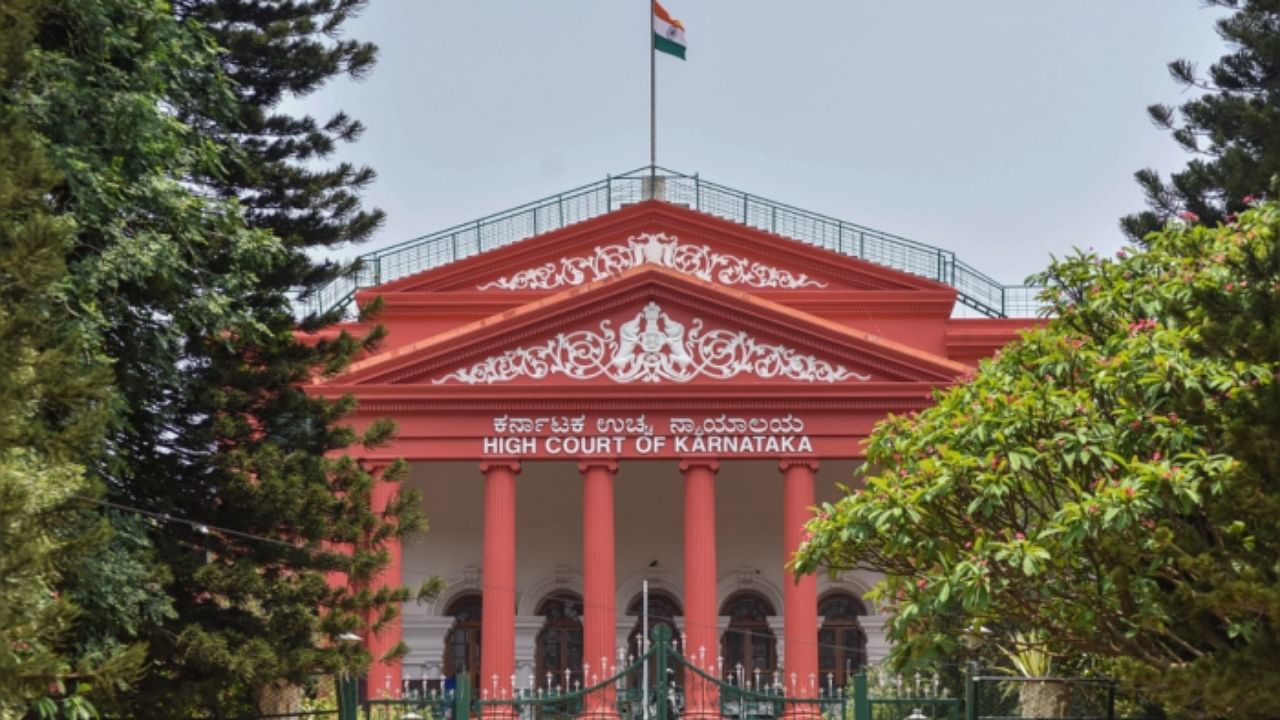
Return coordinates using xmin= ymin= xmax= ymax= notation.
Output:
xmin=306 ymin=199 xmax=1035 ymax=699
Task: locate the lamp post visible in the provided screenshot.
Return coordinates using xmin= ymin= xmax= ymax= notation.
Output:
xmin=335 ymin=632 xmax=363 ymax=720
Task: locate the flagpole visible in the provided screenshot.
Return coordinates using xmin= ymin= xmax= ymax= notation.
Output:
xmin=649 ymin=0 xmax=656 ymax=176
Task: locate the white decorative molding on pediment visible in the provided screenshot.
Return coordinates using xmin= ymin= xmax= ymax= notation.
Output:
xmin=475 ymin=233 xmax=827 ymax=290
xmin=432 ymin=301 xmax=868 ymax=385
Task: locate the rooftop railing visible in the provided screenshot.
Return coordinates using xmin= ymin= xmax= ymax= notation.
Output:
xmin=295 ymin=166 xmax=1046 ymax=319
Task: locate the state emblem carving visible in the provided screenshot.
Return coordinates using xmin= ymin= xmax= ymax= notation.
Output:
xmin=432 ymin=301 xmax=869 ymax=385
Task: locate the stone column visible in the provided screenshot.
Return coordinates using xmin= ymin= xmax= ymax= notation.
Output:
xmin=680 ymin=460 xmax=720 ymax=720
xmin=780 ymin=459 xmax=820 ymax=713
xmin=514 ymin=616 xmax=546 ymax=690
xmin=480 ymin=461 xmax=520 ymax=716
xmin=861 ymin=613 xmax=892 ymax=667
xmin=580 ymin=461 xmax=620 ymax=718
xmin=367 ymin=462 xmax=404 ymax=697
xmin=403 ymin=616 xmax=454 ymax=685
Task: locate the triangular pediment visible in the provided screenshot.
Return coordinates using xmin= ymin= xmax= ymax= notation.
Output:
xmin=331 ymin=266 xmax=969 ymax=390
xmin=360 ymin=201 xmax=953 ymax=299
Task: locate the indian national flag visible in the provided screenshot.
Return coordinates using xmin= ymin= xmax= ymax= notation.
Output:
xmin=653 ymin=1 xmax=686 ymax=60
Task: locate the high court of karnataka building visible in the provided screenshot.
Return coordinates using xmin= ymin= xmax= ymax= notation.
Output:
xmin=303 ymin=170 xmax=1040 ymax=701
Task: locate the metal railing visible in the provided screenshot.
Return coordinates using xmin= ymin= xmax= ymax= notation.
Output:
xmin=295 ymin=167 xmax=1046 ymax=320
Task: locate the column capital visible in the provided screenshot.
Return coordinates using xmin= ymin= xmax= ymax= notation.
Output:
xmin=778 ymin=459 xmax=820 ymax=474
xmin=577 ymin=460 xmax=619 ymax=474
xmin=480 ymin=460 xmax=522 ymax=475
xmin=678 ymin=459 xmax=720 ymax=474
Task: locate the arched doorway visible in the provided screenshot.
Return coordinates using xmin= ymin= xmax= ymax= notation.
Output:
xmin=720 ymin=591 xmax=777 ymax=688
xmin=443 ymin=593 xmax=483 ymax=692
xmin=626 ymin=591 xmax=682 ymax=687
xmin=535 ymin=591 xmax=584 ymax=691
xmin=818 ymin=592 xmax=867 ymax=690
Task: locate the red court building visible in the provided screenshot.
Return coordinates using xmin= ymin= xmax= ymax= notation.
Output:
xmin=303 ymin=170 xmax=1039 ymax=703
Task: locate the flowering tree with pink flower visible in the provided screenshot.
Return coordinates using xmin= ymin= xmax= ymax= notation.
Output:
xmin=794 ymin=201 xmax=1280 ymax=719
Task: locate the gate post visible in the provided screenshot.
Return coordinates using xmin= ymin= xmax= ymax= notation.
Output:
xmin=653 ymin=625 xmax=669 ymax=720
xmin=853 ymin=673 xmax=869 ymax=720
xmin=337 ymin=674 xmax=358 ymax=720
xmin=456 ymin=672 xmax=472 ymax=720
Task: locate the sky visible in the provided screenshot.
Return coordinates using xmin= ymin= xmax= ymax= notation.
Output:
xmin=294 ymin=2 xmax=1234 ymax=286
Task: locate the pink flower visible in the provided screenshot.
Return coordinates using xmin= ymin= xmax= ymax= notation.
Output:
xmin=1244 ymin=194 xmax=1256 ymax=204
xmin=1179 ymin=211 xmax=1200 ymax=223
xmin=1151 ymin=452 xmax=1162 ymax=461
xmin=916 ymin=579 xmax=927 ymax=590
xmin=1014 ymin=532 xmax=1025 ymax=540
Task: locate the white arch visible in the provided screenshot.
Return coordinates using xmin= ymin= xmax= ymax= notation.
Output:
xmin=517 ymin=565 xmax=584 ymax=616
xmin=817 ymin=572 xmax=881 ymax=614
xmin=616 ymin=572 xmax=684 ymax=621
xmin=716 ymin=566 xmax=784 ymax=614
xmin=429 ymin=565 xmax=484 ymax=617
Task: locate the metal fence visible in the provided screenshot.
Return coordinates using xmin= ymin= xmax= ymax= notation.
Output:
xmin=967 ymin=674 xmax=1162 ymax=720
xmin=313 ymin=663 xmax=1160 ymax=720
xmin=295 ymin=167 xmax=1047 ymax=320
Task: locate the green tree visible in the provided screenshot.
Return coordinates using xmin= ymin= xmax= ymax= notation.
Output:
xmin=1122 ymin=0 xmax=1280 ymax=240
xmin=795 ymin=205 xmax=1280 ymax=719
xmin=175 ymin=0 xmax=385 ymax=267
xmin=11 ymin=0 xmax=425 ymax=716
xmin=0 ymin=1 xmax=145 ymax=715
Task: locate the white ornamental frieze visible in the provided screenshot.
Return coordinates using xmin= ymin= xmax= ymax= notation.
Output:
xmin=475 ymin=233 xmax=827 ymax=290
xmin=432 ymin=301 xmax=869 ymax=385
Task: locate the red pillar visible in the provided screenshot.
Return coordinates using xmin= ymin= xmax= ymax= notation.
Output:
xmin=580 ymin=461 xmax=619 ymax=718
xmin=680 ymin=459 xmax=720 ymax=719
xmin=781 ymin=459 xmax=820 ymax=709
xmin=480 ymin=461 xmax=520 ymax=715
xmin=367 ymin=463 xmax=404 ymax=698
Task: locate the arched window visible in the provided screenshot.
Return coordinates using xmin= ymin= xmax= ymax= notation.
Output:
xmin=536 ymin=592 xmax=584 ymax=691
xmin=443 ymin=594 xmax=483 ymax=691
xmin=626 ymin=591 xmax=682 ymax=686
xmin=818 ymin=592 xmax=867 ymax=689
xmin=720 ymin=592 xmax=777 ymax=687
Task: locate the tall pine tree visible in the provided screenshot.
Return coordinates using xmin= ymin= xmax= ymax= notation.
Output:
xmin=12 ymin=0 xmax=424 ymax=716
xmin=1122 ymin=0 xmax=1280 ymax=240
xmin=174 ymin=0 xmax=386 ymax=291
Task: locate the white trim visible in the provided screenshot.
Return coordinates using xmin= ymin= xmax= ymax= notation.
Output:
xmin=517 ymin=565 xmax=583 ymax=616
xmin=403 ymin=616 xmax=455 ymax=681
xmin=434 ymin=301 xmax=866 ymax=385
xmin=476 ymin=233 xmax=824 ymax=291
xmin=716 ymin=566 xmax=784 ymax=614
xmin=817 ymin=572 xmax=880 ymax=613
xmin=616 ymin=572 xmax=684 ymax=621
xmin=429 ymin=565 xmax=484 ymax=616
